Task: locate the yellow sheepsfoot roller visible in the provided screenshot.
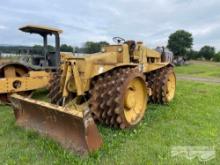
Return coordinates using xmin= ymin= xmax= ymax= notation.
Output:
xmin=9 ymin=94 xmax=103 ymax=155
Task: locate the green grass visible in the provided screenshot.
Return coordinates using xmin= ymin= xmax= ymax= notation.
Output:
xmin=0 ymin=80 xmax=220 ymax=164
xmin=175 ymin=60 xmax=220 ymax=78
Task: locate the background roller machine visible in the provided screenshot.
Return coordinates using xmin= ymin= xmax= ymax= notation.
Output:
xmin=0 ymin=25 xmax=73 ymax=103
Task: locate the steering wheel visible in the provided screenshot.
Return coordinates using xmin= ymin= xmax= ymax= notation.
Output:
xmin=113 ymin=37 xmax=126 ymax=44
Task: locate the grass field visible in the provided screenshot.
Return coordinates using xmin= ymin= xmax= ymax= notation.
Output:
xmin=175 ymin=60 xmax=220 ymax=78
xmin=0 ymin=61 xmax=220 ymax=164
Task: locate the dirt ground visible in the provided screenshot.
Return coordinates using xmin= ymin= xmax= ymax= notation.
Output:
xmin=177 ymin=74 xmax=220 ymax=84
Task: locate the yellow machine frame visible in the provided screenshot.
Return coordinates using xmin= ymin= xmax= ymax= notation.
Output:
xmin=7 ymin=35 xmax=176 ymax=155
xmin=61 ymin=42 xmax=170 ymax=97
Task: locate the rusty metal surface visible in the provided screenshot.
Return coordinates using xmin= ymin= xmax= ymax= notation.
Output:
xmin=89 ymin=67 xmax=146 ymax=129
xmin=48 ymin=69 xmax=64 ymax=105
xmin=9 ymin=94 xmax=103 ymax=155
xmin=146 ymin=66 xmax=175 ymax=103
xmin=19 ymin=25 xmax=63 ymax=34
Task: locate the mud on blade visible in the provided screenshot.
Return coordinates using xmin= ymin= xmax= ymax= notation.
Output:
xmin=9 ymin=94 xmax=103 ymax=155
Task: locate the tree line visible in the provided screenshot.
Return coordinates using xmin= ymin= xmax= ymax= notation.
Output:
xmin=167 ymin=30 xmax=220 ymax=62
xmin=0 ymin=32 xmax=219 ymax=62
xmin=0 ymin=41 xmax=109 ymax=55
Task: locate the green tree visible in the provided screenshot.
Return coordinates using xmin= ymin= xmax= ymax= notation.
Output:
xmin=83 ymin=41 xmax=109 ymax=53
xmin=213 ymin=52 xmax=220 ymax=62
xmin=32 ymin=45 xmax=43 ymax=54
xmin=74 ymin=46 xmax=84 ymax=53
xmin=186 ymin=49 xmax=200 ymax=60
xmin=60 ymin=44 xmax=73 ymax=52
xmin=31 ymin=45 xmax=55 ymax=54
xmin=99 ymin=41 xmax=109 ymax=48
xmin=167 ymin=30 xmax=193 ymax=56
xmin=199 ymin=46 xmax=215 ymax=60
xmin=47 ymin=45 xmax=55 ymax=52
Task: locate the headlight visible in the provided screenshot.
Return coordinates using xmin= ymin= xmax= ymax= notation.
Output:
xmin=118 ymin=47 xmax=123 ymax=52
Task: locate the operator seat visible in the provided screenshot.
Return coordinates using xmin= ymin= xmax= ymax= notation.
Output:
xmin=125 ymin=40 xmax=136 ymax=62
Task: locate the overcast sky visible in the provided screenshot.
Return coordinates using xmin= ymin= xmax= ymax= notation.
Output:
xmin=0 ymin=0 xmax=220 ymax=50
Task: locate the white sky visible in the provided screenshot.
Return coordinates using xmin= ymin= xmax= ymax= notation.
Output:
xmin=0 ymin=0 xmax=220 ymax=51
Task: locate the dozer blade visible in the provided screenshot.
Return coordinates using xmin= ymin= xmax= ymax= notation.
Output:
xmin=8 ymin=94 xmax=103 ymax=155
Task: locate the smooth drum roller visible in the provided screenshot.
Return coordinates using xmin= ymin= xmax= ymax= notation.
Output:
xmin=0 ymin=63 xmax=31 ymax=103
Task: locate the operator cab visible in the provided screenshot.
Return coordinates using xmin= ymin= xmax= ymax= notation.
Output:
xmin=19 ymin=25 xmax=62 ymax=70
xmin=112 ymin=37 xmax=137 ymax=62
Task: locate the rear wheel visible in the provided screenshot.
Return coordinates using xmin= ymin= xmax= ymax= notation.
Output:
xmin=123 ymin=76 xmax=147 ymax=126
xmin=147 ymin=66 xmax=176 ymax=104
xmin=165 ymin=69 xmax=176 ymax=102
xmin=89 ymin=67 xmax=148 ymax=129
